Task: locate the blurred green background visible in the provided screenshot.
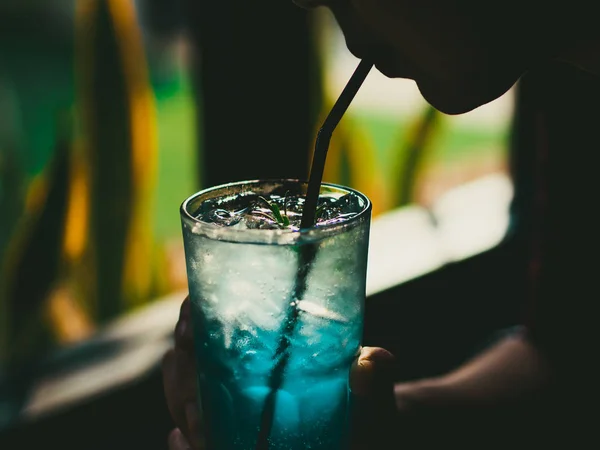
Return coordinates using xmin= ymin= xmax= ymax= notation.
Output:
xmin=0 ymin=0 xmax=511 ymax=379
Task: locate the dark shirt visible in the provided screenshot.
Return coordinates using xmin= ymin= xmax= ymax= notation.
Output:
xmin=513 ymin=62 xmax=599 ymax=436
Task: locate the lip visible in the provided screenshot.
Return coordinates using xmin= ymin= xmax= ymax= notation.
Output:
xmin=374 ymin=59 xmax=414 ymax=80
xmin=348 ymin=43 xmax=418 ymax=80
xmin=367 ymin=51 xmax=418 ymax=80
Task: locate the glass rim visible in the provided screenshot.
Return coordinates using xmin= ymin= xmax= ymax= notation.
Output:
xmin=180 ymin=178 xmax=372 ymax=245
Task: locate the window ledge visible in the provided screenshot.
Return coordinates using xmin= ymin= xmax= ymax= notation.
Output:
xmin=367 ymin=172 xmax=513 ymax=294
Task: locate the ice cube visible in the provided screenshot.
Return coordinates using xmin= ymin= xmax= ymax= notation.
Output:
xmin=315 ymin=193 xmax=363 ymax=226
xmin=296 ymin=300 xmax=347 ymax=323
xmin=202 ymin=208 xmax=244 ymax=227
xmin=289 ymin=305 xmax=361 ymax=374
xmin=194 ymin=191 xmax=364 ymax=231
xmin=237 ymin=209 xmax=281 ymax=230
xmin=336 ymin=193 xmax=363 ymax=214
xmin=230 ymin=328 xmax=274 ymax=375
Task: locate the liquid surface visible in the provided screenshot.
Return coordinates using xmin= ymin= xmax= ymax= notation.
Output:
xmin=193 ymin=191 xmax=365 ymax=231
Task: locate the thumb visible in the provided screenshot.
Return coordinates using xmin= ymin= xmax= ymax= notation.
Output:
xmin=349 ymin=347 xmax=397 ymax=449
xmin=350 ymin=346 xmax=396 ymax=397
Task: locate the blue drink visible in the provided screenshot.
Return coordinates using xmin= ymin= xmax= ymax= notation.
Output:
xmin=180 ymin=179 xmax=371 ymax=450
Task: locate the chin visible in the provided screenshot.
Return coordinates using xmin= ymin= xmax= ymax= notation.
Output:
xmin=374 ymin=54 xmax=524 ymax=115
xmin=416 ymin=74 xmax=520 ymax=116
xmin=419 ymin=90 xmax=485 ymax=115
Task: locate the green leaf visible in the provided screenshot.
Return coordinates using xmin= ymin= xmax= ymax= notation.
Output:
xmin=258 ymin=196 xmax=289 ymax=227
xmin=315 ymin=202 xmax=327 ymax=221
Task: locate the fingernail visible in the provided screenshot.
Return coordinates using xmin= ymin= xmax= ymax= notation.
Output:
xmin=176 ymin=298 xmax=191 ymax=342
xmin=176 ymin=317 xmax=188 ymax=342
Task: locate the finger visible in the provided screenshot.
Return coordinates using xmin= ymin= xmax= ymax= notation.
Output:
xmin=165 ymin=297 xmax=204 ymax=447
xmin=350 ymin=346 xmax=396 ymax=397
xmin=163 ymin=350 xmax=189 ymax=436
xmin=168 ymin=428 xmax=192 ymax=450
xmin=175 ymin=297 xmax=193 ymax=351
xmin=162 ymin=348 xmax=200 ymax=447
xmin=350 ymin=347 xmax=397 ymax=450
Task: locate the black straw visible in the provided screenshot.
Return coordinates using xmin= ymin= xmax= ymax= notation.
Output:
xmin=255 ymin=60 xmax=373 ymax=450
xmin=301 ymin=59 xmax=373 ymax=229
